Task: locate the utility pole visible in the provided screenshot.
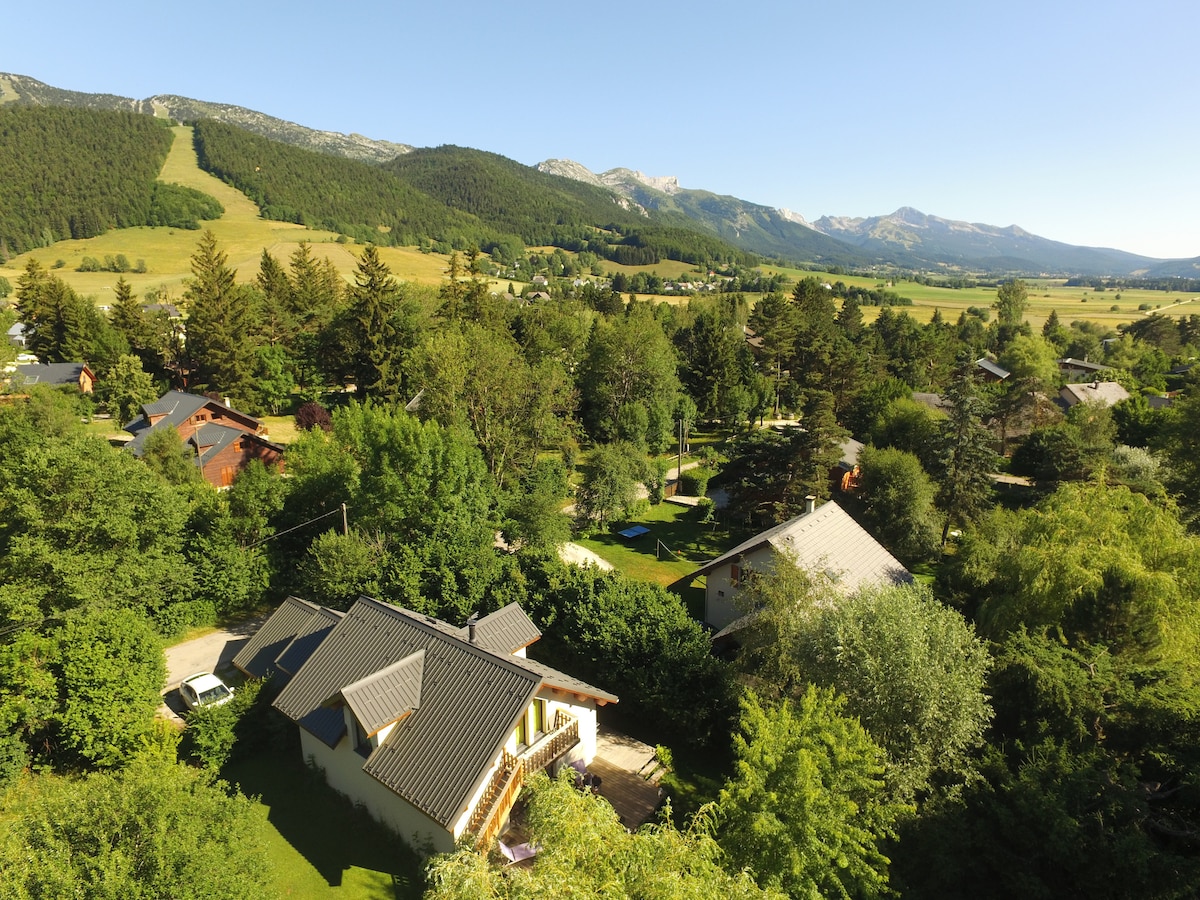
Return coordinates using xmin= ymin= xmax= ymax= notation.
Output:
xmin=341 ymin=503 xmax=349 ymax=536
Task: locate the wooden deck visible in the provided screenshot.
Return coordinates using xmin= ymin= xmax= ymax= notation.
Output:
xmin=590 ymin=725 xmax=664 ymax=829
xmin=497 ymin=725 xmax=665 ymax=846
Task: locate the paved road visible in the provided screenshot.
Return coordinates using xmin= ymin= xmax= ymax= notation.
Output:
xmin=159 ymin=615 xmax=266 ymax=722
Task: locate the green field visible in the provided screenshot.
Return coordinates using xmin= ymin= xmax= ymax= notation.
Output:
xmin=0 ymin=126 xmax=473 ymax=300
xmin=761 ymin=264 xmax=1200 ymax=330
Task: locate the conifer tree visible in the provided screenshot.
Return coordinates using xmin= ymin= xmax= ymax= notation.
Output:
xmin=184 ymin=231 xmax=260 ymax=400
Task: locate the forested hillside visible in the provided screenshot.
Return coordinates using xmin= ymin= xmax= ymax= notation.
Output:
xmin=385 ymin=145 xmax=757 ymax=268
xmin=0 ymin=107 xmax=175 ymax=255
xmin=192 ymin=119 xmax=491 ymax=248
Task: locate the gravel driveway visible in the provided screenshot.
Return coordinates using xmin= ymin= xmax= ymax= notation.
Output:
xmin=158 ymin=615 xmax=266 ymax=722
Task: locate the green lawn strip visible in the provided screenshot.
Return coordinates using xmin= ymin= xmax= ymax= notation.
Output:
xmin=575 ymin=500 xmax=733 ymax=588
xmin=222 ymin=751 xmax=426 ymax=899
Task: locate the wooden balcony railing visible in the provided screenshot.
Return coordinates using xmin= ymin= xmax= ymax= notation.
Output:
xmin=470 ymin=711 xmax=580 ymax=850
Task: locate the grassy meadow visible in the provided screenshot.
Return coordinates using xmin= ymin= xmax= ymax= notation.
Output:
xmin=762 ymin=263 xmax=1200 ymax=330
xmin=3 ymin=124 xmax=1196 ymax=333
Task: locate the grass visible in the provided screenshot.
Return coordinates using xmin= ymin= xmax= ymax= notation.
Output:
xmin=223 ymin=750 xmax=426 ymax=899
xmin=760 ymin=264 xmax=1200 ymax=330
xmin=575 ymin=500 xmax=735 ymax=592
xmin=0 ymin=126 xmax=468 ymax=302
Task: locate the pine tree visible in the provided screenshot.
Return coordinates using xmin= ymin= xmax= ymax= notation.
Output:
xmin=346 ymin=244 xmax=402 ymax=399
xmin=184 ymin=231 xmax=260 ymax=400
xmin=935 ymin=372 xmax=996 ymax=543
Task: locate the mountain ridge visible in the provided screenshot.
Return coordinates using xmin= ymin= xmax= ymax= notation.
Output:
xmin=0 ymin=73 xmax=412 ymax=163
xmin=4 ymin=72 xmax=1198 ymax=277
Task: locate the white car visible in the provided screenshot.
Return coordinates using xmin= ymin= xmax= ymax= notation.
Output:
xmin=178 ymin=672 xmax=235 ymax=710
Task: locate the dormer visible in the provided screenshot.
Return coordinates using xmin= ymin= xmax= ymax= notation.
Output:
xmin=338 ymin=650 xmax=425 ymax=757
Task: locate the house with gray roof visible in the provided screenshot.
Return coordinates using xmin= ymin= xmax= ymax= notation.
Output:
xmin=257 ymin=595 xmax=617 ymax=853
xmin=124 ymin=390 xmax=283 ymax=487
xmin=688 ymin=498 xmax=912 ymax=632
xmin=975 ymin=357 xmax=1011 ymax=382
xmin=1058 ymin=381 xmax=1130 ymax=409
xmin=13 ymin=362 xmax=95 ymax=393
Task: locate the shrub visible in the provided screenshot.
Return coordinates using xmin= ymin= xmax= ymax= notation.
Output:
xmin=153 ymin=599 xmax=217 ymax=639
xmin=679 ymin=467 xmax=712 ymax=497
xmin=295 ymin=401 xmax=332 ymax=432
xmin=182 ymin=677 xmax=265 ymax=770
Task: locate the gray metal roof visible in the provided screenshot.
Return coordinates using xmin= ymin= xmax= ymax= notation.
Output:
xmin=232 ymin=596 xmax=324 ymax=678
xmin=275 ymin=606 xmax=344 ymax=675
xmin=341 ymin=650 xmax=424 ymax=736
xmin=13 ymin=362 xmax=90 ymax=387
xmin=270 ymin=596 xmax=617 ymax=828
xmin=1059 ymin=381 xmax=1130 ymax=408
xmin=459 ymin=603 xmax=541 ymax=655
xmin=975 ymin=357 xmax=1011 ymax=380
xmin=688 ymin=500 xmax=912 ymax=594
xmin=124 ymin=391 xmax=263 ymax=451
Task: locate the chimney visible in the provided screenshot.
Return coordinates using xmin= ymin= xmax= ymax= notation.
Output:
xmin=467 ymin=611 xmax=479 ymax=644
xmin=805 ymin=495 xmax=817 ymax=515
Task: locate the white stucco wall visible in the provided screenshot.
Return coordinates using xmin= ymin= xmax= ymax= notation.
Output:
xmin=300 ymin=730 xmax=455 ymax=855
xmin=705 ymin=545 xmax=776 ymax=629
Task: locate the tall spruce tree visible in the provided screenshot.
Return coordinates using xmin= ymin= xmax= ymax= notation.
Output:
xmin=345 ymin=244 xmax=403 ymax=399
xmin=183 ymin=231 xmax=260 ymax=399
xmin=934 ymin=373 xmax=996 ymax=543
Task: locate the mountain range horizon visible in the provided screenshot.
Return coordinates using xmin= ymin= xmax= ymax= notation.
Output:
xmin=2 ymin=71 xmax=1196 ymax=278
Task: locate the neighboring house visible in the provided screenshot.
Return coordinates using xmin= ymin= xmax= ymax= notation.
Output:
xmin=911 ymin=392 xmax=953 ymax=414
xmin=689 ymin=498 xmax=912 ymax=632
xmin=1058 ymin=381 xmax=1130 ymax=409
xmin=123 ymin=390 xmax=283 ymax=488
xmin=1057 ymin=357 xmax=1111 ymax=380
xmin=834 ymin=437 xmax=864 ymax=493
xmin=13 ymin=362 xmax=95 ymax=393
xmin=145 ymin=302 xmax=182 ymax=319
xmin=6 ymin=323 xmax=26 ymax=348
xmin=243 ymin=595 xmax=617 ymax=854
xmin=976 ymin=357 xmax=1011 ymax=382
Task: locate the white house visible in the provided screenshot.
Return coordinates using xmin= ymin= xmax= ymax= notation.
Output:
xmin=238 ymin=596 xmax=617 ymax=853
xmin=1058 ymin=381 xmax=1130 ymax=409
xmin=689 ymin=499 xmax=912 ymax=631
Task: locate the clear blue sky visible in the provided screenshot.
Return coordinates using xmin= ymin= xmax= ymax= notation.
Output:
xmin=8 ymin=0 xmax=1199 ymax=259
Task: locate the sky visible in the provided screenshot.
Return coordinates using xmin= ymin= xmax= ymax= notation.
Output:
xmin=7 ymin=0 xmax=1199 ymax=259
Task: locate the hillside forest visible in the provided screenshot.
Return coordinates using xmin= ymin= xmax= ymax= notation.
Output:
xmin=4 ymin=103 xmax=1200 ymax=899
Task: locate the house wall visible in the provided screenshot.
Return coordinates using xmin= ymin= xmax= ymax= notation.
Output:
xmin=446 ymin=692 xmax=602 ymax=842
xmin=300 ymin=730 xmax=455 ymax=855
xmin=200 ymin=437 xmax=284 ymax=488
xmin=705 ymin=545 xmax=776 ymax=629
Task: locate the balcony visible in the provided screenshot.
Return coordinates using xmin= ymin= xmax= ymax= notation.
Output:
xmin=470 ymin=711 xmax=579 ymax=849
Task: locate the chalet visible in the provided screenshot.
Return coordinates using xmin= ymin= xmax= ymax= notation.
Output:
xmin=688 ymin=498 xmax=911 ymax=632
xmin=1058 ymin=381 xmax=1130 ymax=409
xmin=975 ymin=357 xmax=1011 ymax=382
xmin=123 ymin=390 xmax=283 ymax=488
xmin=1057 ymin=357 xmax=1111 ymax=381
xmin=13 ymin=362 xmax=95 ymax=393
xmin=238 ymin=596 xmax=617 ymax=853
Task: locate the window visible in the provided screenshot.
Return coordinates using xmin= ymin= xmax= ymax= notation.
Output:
xmin=514 ymin=713 xmax=527 ymax=749
xmin=532 ymin=699 xmax=546 ymax=738
xmin=730 ymin=564 xmax=742 ymax=586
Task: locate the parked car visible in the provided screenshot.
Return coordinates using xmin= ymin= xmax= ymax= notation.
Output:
xmin=179 ymin=672 xmax=234 ymax=710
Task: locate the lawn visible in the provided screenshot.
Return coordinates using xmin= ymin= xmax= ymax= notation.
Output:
xmin=575 ymin=500 xmax=743 ymax=615
xmin=223 ymin=750 xmax=427 ymax=900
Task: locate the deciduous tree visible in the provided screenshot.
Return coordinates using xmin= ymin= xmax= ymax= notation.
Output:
xmin=717 ymin=689 xmax=905 ymax=899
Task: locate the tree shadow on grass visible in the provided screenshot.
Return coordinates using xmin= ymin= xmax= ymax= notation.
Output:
xmin=224 ymin=751 xmax=426 ymax=899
